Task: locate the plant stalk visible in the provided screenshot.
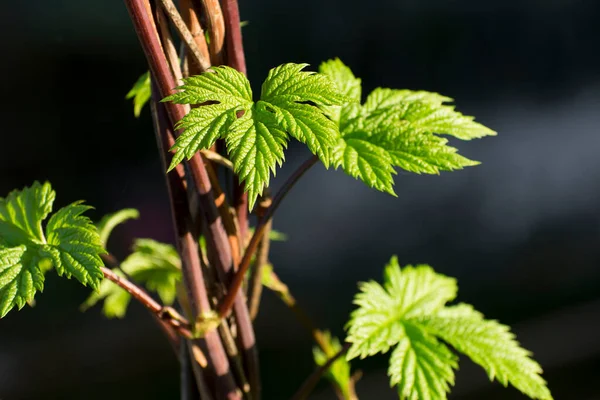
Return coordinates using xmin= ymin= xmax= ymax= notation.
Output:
xmin=219 ymin=155 xmax=319 ymax=318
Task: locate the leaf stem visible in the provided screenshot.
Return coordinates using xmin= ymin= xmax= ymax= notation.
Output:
xmin=101 ymin=266 xmax=194 ymax=338
xmin=221 ymin=0 xmax=248 ymax=240
xmin=247 ymin=195 xmax=272 ymax=320
xmin=218 ymin=155 xmax=319 ymax=318
xmin=289 ymin=342 xmax=351 ymax=400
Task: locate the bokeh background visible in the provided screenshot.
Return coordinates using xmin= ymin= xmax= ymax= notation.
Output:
xmin=2 ymin=0 xmax=600 ymax=399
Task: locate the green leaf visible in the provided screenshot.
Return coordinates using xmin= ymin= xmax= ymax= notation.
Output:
xmin=346 ymin=257 xmax=456 ymax=360
xmin=121 ymin=239 xmax=181 ymax=305
xmin=260 ymin=63 xmax=345 ymax=166
xmin=363 ymin=89 xmax=496 ymax=140
xmin=163 ymin=63 xmax=346 ymax=209
xmin=165 ymin=65 xmax=253 ymax=107
xmin=81 ymin=268 xmax=130 ymax=318
xmin=313 ymin=331 xmax=354 ymax=399
xmin=319 ymin=58 xmax=361 ymax=103
xmin=225 ymin=105 xmax=288 ymax=209
xmin=417 ymin=304 xmax=553 ymax=400
xmin=83 ymin=239 xmax=182 ymax=318
xmin=388 ymin=324 xmax=457 ymax=400
xmin=319 ymin=58 xmax=494 ymax=194
xmin=126 ymin=71 xmax=151 ymax=118
xmin=0 ymin=181 xmax=55 ymax=245
xmin=46 ymin=202 xmax=105 ymax=289
xmin=332 ymin=136 xmax=397 ymax=195
xmin=163 ymin=66 xmax=253 ymax=172
xmin=0 ymin=182 xmax=104 ymax=317
xmin=0 ymin=245 xmax=47 ymax=318
xmin=344 ymin=256 xmax=551 ymax=400
xmin=96 ymin=208 xmax=140 ymax=247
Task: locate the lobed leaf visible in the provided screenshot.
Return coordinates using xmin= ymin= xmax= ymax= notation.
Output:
xmin=96 ymin=208 xmax=140 ymax=247
xmin=345 ymin=256 xmax=551 ymax=400
xmin=319 ymin=58 xmax=494 ymax=194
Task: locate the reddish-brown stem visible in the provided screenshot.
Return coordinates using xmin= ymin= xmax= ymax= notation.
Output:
xmin=221 ymin=0 xmax=246 ymax=74
xmin=248 ymin=197 xmax=272 ymax=319
xmin=152 ymin=94 xmax=242 ymax=400
xmin=221 ymin=0 xmax=248 ymax=240
xmin=289 ymin=343 xmax=351 ymax=400
xmin=219 ymin=155 xmax=319 ymax=318
xmin=101 ymin=266 xmax=193 ymax=338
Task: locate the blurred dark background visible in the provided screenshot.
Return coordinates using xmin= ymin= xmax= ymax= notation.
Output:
xmin=2 ymin=0 xmax=600 ymax=399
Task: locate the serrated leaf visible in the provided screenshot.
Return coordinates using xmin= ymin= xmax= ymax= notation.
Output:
xmin=333 ymin=136 xmax=397 ymax=195
xmin=344 ymin=256 xmax=551 ymax=400
xmin=163 ymin=66 xmax=253 ymax=172
xmin=0 ymin=182 xmax=104 ymax=317
xmin=388 ymin=324 xmax=457 ymax=400
xmin=125 ymin=71 xmax=151 ymax=117
xmin=0 ymin=181 xmax=55 ymax=245
xmin=46 ymin=202 xmax=105 ymax=289
xmin=226 ymin=105 xmax=288 ymax=209
xmin=0 ymin=182 xmax=58 ymax=317
xmin=313 ymin=331 xmax=354 ymax=399
xmin=96 ymin=208 xmax=139 ymax=247
xmin=346 ymin=257 xmax=456 ymax=360
xmin=167 ymin=102 xmax=238 ymax=171
xmin=416 ymin=304 xmax=553 ymax=400
xmin=363 ymin=88 xmax=452 ymax=115
xmin=319 ymin=58 xmax=361 ymax=103
xmin=363 ymin=91 xmax=496 ymax=140
xmin=120 ymin=239 xmax=181 ymax=305
xmin=165 ymin=65 xmax=253 ymax=107
xmin=320 ymin=58 xmax=494 ymax=194
xmin=0 ymin=245 xmax=48 ymax=318
xmin=260 ymin=63 xmax=345 ymax=166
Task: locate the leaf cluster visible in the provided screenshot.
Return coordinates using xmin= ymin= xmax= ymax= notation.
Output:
xmin=0 ymin=182 xmax=104 ymax=317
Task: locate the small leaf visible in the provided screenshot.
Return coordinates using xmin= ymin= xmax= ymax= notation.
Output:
xmin=81 ymin=268 xmax=130 ymax=318
xmin=83 ymin=238 xmax=182 ymax=318
xmin=96 ymin=208 xmax=140 ymax=247
xmin=319 ymin=58 xmax=362 ymax=103
xmin=120 ymin=239 xmax=181 ymax=305
xmin=46 ymin=202 xmax=105 ymax=290
xmin=0 ymin=181 xmax=55 ymax=245
xmin=125 ymin=71 xmax=151 ymax=118
xmin=313 ymin=331 xmax=354 ymax=399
